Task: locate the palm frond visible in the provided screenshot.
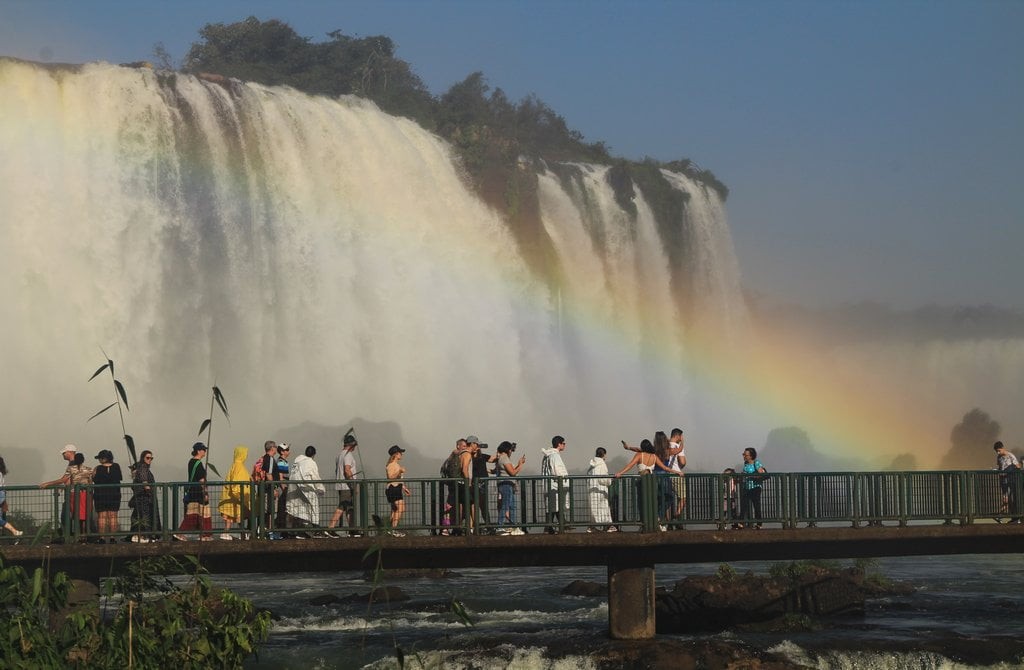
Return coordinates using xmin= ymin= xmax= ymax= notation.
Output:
xmin=114 ymin=379 xmax=129 ymax=410
xmin=88 ymin=363 xmax=110 ymax=382
xmin=124 ymin=434 xmax=138 ymax=464
xmin=88 ymin=402 xmax=117 ymax=422
xmin=213 ymin=386 xmax=229 ymax=419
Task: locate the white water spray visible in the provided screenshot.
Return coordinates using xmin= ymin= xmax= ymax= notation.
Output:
xmin=0 ymin=60 xmax=749 ymax=474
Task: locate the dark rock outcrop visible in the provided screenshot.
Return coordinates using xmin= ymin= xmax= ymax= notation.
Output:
xmin=561 ymin=580 xmax=607 ymax=597
xmin=311 ymin=585 xmax=410 ymax=606
xmin=656 ymin=566 xmax=909 ymax=634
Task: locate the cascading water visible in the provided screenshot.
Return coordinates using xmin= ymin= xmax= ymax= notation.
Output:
xmin=0 ymin=59 xmax=749 ymax=473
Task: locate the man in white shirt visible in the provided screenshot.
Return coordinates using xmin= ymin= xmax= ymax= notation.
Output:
xmin=328 ymin=434 xmax=361 ymax=536
xmin=667 ymin=428 xmax=686 ymax=525
xmin=541 ymin=435 xmax=570 ymax=533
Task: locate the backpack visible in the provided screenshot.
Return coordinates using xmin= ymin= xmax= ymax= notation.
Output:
xmin=251 ymin=456 xmax=272 ymax=482
xmin=441 ymin=451 xmax=464 ymax=480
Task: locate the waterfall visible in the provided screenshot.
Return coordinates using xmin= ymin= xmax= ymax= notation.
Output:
xmin=0 ymin=59 xmax=749 ymax=469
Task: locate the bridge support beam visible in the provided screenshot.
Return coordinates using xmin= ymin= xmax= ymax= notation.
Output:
xmin=607 ymin=560 xmax=655 ymax=639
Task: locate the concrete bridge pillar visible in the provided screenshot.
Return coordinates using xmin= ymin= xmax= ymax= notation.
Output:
xmin=607 ymin=559 xmax=655 ymax=639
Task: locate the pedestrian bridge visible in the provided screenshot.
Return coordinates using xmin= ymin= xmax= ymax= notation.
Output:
xmin=2 ymin=470 xmax=1022 ymax=639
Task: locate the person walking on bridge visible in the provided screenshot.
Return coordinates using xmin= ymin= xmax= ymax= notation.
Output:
xmin=328 ymin=434 xmax=362 ymax=537
xmin=219 ymin=446 xmax=250 ymax=540
xmin=176 ymin=442 xmax=212 ymax=540
xmin=541 ymin=436 xmax=570 ymax=534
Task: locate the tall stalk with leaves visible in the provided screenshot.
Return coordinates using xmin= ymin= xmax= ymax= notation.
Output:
xmin=196 ymin=385 xmax=229 ymax=478
xmin=88 ymin=351 xmax=137 ymax=466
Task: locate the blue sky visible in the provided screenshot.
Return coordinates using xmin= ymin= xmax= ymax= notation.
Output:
xmin=2 ymin=0 xmax=1022 ymax=310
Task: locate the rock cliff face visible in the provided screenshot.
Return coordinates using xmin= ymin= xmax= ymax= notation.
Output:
xmin=655 ymin=566 xmax=910 ymax=634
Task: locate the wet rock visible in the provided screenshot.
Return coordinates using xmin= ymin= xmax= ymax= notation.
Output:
xmin=309 ymin=594 xmax=343 ymax=606
xmin=361 ymin=568 xmax=457 ymax=580
xmin=339 ymin=585 xmax=410 ymax=605
xmin=561 ymin=580 xmax=607 ymax=597
xmin=656 ymin=566 xmax=908 ymax=634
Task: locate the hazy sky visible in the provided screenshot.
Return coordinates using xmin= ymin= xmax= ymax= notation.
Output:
xmin=2 ymin=0 xmax=1021 ymax=310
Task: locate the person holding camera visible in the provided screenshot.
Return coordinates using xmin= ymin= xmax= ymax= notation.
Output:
xmin=471 ymin=440 xmax=497 ymax=533
xmin=494 ymin=441 xmax=526 ymax=535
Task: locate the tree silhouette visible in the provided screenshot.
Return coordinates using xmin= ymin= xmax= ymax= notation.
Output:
xmin=938 ymin=408 xmax=1001 ymax=470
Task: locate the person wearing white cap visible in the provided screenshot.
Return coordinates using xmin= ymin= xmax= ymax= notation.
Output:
xmin=39 ymin=444 xmax=80 ymax=537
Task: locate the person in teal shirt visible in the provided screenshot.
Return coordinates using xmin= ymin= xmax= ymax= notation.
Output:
xmin=739 ymin=447 xmax=767 ymax=529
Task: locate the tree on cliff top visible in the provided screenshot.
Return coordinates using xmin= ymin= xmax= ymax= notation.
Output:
xmin=182 ymin=16 xmax=435 ymax=124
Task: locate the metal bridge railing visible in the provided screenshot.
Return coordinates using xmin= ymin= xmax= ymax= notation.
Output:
xmin=1 ymin=469 xmax=1020 ymax=543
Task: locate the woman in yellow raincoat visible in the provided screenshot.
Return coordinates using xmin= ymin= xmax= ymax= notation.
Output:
xmin=218 ymin=446 xmax=250 ymax=540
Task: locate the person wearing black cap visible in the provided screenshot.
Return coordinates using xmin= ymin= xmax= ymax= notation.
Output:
xmin=471 ymin=440 xmax=498 ymax=533
xmin=385 ymin=445 xmax=411 ymax=536
xmin=92 ymin=449 xmax=123 ymax=542
xmin=328 ymin=433 xmax=361 ymax=536
xmin=176 ymin=442 xmax=211 ymax=540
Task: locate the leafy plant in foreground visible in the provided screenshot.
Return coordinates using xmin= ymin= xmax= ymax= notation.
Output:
xmin=196 ymin=385 xmax=230 ymax=478
xmin=88 ymin=351 xmax=137 ymax=466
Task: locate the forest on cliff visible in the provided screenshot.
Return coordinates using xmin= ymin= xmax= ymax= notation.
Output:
xmin=163 ymin=16 xmax=728 ymax=230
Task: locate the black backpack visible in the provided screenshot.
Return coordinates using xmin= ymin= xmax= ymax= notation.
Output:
xmin=441 ymin=451 xmax=463 ymax=479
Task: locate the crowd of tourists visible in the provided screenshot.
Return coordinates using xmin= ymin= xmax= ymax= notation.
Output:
xmin=2 ymin=434 xmax=1017 ymax=542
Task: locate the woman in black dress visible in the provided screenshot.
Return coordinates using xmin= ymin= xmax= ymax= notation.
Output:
xmin=92 ymin=449 xmax=123 ymax=542
xmin=130 ymin=450 xmax=161 ymax=542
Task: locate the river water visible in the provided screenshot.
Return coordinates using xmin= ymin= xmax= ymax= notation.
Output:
xmin=213 ymin=553 xmax=1024 ymax=669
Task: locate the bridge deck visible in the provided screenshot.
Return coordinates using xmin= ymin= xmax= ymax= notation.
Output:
xmin=4 ymin=523 xmax=1023 ymax=581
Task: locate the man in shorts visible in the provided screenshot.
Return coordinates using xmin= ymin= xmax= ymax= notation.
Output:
xmin=329 ymin=434 xmax=361 ymax=536
xmin=667 ymin=428 xmax=687 ymax=526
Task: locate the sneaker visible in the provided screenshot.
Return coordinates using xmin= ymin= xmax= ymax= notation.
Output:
xmin=12 ymin=529 xmax=24 ymax=537
xmin=439 ymin=529 xmax=451 ymax=536
xmin=586 ymin=528 xmax=595 ymax=533
xmin=172 ymin=534 xmax=188 ymax=541
xmin=605 ymin=526 xmax=619 ymax=533
xmin=509 ymin=528 xmax=526 ymax=536
xmin=199 ymin=536 xmax=214 ymax=541
xmin=218 ymin=533 xmax=234 ymax=541
xmin=391 ymin=530 xmax=406 ymax=537
xmin=267 ymin=532 xmax=283 ymax=540
xmin=130 ymin=535 xmax=149 ymax=543
xmin=349 ymin=532 xmax=363 ymax=538
xmin=658 ymin=524 xmax=668 ymax=532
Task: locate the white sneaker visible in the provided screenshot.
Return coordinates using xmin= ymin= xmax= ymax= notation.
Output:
xmin=390 ymin=530 xmax=406 ymax=537
xmin=658 ymin=524 xmax=667 ymax=532
xmin=12 ymin=529 xmax=24 ymax=537
xmin=218 ymin=533 xmax=234 ymax=541
xmin=130 ymin=535 xmax=150 ymax=543
xmin=509 ymin=528 xmax=526 ymax=536
xmin=605 ymin=526 xmax=619 ymax=532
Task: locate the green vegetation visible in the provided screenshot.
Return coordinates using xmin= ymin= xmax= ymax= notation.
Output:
xmin=768 ymin=559 xmax=841 ymax=581
xmin=0 ymin=555 xmax=269 ymax=668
